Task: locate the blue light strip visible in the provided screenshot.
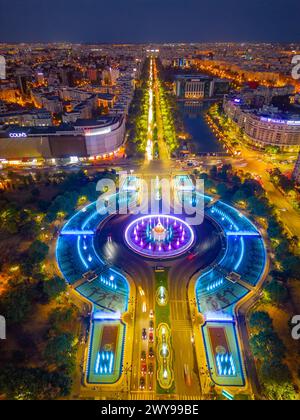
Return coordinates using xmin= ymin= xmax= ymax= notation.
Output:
xmin=226 ymin=231 xmax=260 ymax=237
xmin=210 ymin=206 xmax=239 ymax=231
xmin=81 ymin=210 xmax=100 ymax=230
xmin=205 ymin=313 xmax=234 ymax=322
xmin=95 ymin=353 xmax=101 ymax=374
xmin=61 ymin=202 xmax=95 ymax=232
xmin=219 ymin=200 xmax=260 ymax=233
xmin=216 ymin=353 xmax=237 ymax=377
xmin=95 ymin=351 xmax=115 ymax=375
xmin=93 ymin=311 xmax=121 ymax=320
xmin=234 ymin=237 xmax=245 ymax=271
xmin=207 ymin=278 xmax=224 ymax=292
xmin=60 ymin=230 xmax=94 ymax=236
xmin=222 ymin=390 xmax=234 ymax=400
xmin=77 ymin=236 xmax=89 ymax=270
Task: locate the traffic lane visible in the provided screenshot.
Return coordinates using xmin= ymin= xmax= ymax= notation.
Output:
xmin=172 ymin=328 xmax=200 ymax=396
xmin=169 ymin=272 xmax=201 ymax=397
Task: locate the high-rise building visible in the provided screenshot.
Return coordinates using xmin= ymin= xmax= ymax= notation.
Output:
xmin=15 ymin=68 xmax=32 ymax=96
xmin=292 ymin=152 xmax=300 ymax=184
xmin=60 ymin=67 xmax=76 ymax=87
xmin=36 ymin=70 xmax=45 ymax=85
xmin=86 ymin=67 xmax=98 ymax=83
xmin=102 ymin=67 xmax=120 ymax=86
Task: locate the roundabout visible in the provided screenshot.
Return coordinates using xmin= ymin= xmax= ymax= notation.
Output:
xmin=56 ymin=174 xmax=268 ymax=394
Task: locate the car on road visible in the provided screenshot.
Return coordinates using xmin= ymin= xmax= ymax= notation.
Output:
xmin=141 ymin=351 xmax=146 ymax=362
xmin=149 ymin=347 xmax=155 ymax=358
xmin=149 ymin=320 xmax=154 ymax=332
xmin=141 ymin=362 xmax=147 ymax=376
xmin=142 ymin=328 xmax=147 ymax=340
xmin=149 ymin=332 xmax=154 ymax=343
xmin=148 ymin=363 xmax=154 ymax=375
xmin=184 ymin=364 xmax=192 ymax=387
xmin=139 ymin=377 xmax=145 ymax=390
xmin=149 ymin=309 xmax=154 ymax=319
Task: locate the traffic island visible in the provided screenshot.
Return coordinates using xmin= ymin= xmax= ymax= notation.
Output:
xmin=156 ymin=323 xmax=175 ymax=391
xmin=154 ymin=268 xmax=175 ymax=394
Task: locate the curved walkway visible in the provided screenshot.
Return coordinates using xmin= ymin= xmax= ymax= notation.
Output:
xmin=175 ymin=175 xmax=267 ymax=390
xmin=56 ymin=176 xmax=139 ymax=385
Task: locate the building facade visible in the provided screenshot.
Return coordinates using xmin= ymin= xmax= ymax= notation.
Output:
xmin=0 ymin=115 xmax=125 ymax=161
xmin=0 ymin=109 xmax=52 ymax=127
xmin=224 ymin=96 xmax=300 ymax=151
xmin=174 ymin=74 xmax=229 ymax=100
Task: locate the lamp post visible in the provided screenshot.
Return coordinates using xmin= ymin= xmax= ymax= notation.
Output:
xmin=122 ymin=362 xmax=133 ymax=398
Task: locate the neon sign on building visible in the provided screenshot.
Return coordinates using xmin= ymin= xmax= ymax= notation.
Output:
xmin=260 ymin=117 xmax=300 ymax=126
xmin=9 ymin=132 xmax=28 ymax=138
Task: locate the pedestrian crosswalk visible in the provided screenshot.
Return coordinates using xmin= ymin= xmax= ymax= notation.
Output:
xmin=130 ymin=392 xmax=156 ymax=400
xmin=171 ymin=319 xmax=192 ymax=331
xmin=130 ymin=393 xmax=202 ymax=401
xmin=170 ymin=301 xmax=191 ymax=323
xmin=177 ymin=395 xmax=202 ymax=400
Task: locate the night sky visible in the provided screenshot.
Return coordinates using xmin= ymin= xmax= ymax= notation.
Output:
xmin=0 ymin=0 xmax=299 ymax=43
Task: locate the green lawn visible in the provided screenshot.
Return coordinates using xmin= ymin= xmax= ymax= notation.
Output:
xmin=154 ymin=269 xmax=170 ymax=326
xmin=154 ymin=268 xmax=176 ymax=395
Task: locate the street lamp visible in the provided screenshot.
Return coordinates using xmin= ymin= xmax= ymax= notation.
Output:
xmin=122 ymin=362 xmax=133 ymax=396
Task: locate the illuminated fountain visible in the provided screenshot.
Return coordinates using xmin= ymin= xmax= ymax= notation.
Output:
xmin=152 ymin=220 xmax=167 ymax=242
xmin=124 ymin=215 xmax=194 ymax=259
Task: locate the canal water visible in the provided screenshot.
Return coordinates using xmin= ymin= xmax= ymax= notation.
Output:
xmin=179 ymin=102 xmax=225 ymax=155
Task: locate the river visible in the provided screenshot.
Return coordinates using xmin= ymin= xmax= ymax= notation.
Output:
xmin=179 ymin=102 xmax=225 ymax=155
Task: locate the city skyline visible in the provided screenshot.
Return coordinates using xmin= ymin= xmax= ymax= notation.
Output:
xmin=0 ymin=0 xmax=300 ymax=43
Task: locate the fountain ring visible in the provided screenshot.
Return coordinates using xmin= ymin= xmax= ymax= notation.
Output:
xmin=124 ymin=215 xmax=195 ymax=260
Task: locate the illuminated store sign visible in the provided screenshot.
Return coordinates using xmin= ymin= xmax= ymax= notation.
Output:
xmin=85 ymin=127 xmax=112 ymax=137
xmin=9 ymin=132 xmax=28 ymax=138
xmin=260 ymin=117 xmax=300 ymax=126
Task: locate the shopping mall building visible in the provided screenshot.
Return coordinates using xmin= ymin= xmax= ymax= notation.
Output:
xmin=0 ymin=115 xmax=125 ymax=163
xmin=224 ymin=96 xmax=300 ymax=151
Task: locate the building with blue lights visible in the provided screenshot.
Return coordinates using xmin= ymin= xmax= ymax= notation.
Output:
xmin=224 ymin=95 xmax=300 ymax=151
